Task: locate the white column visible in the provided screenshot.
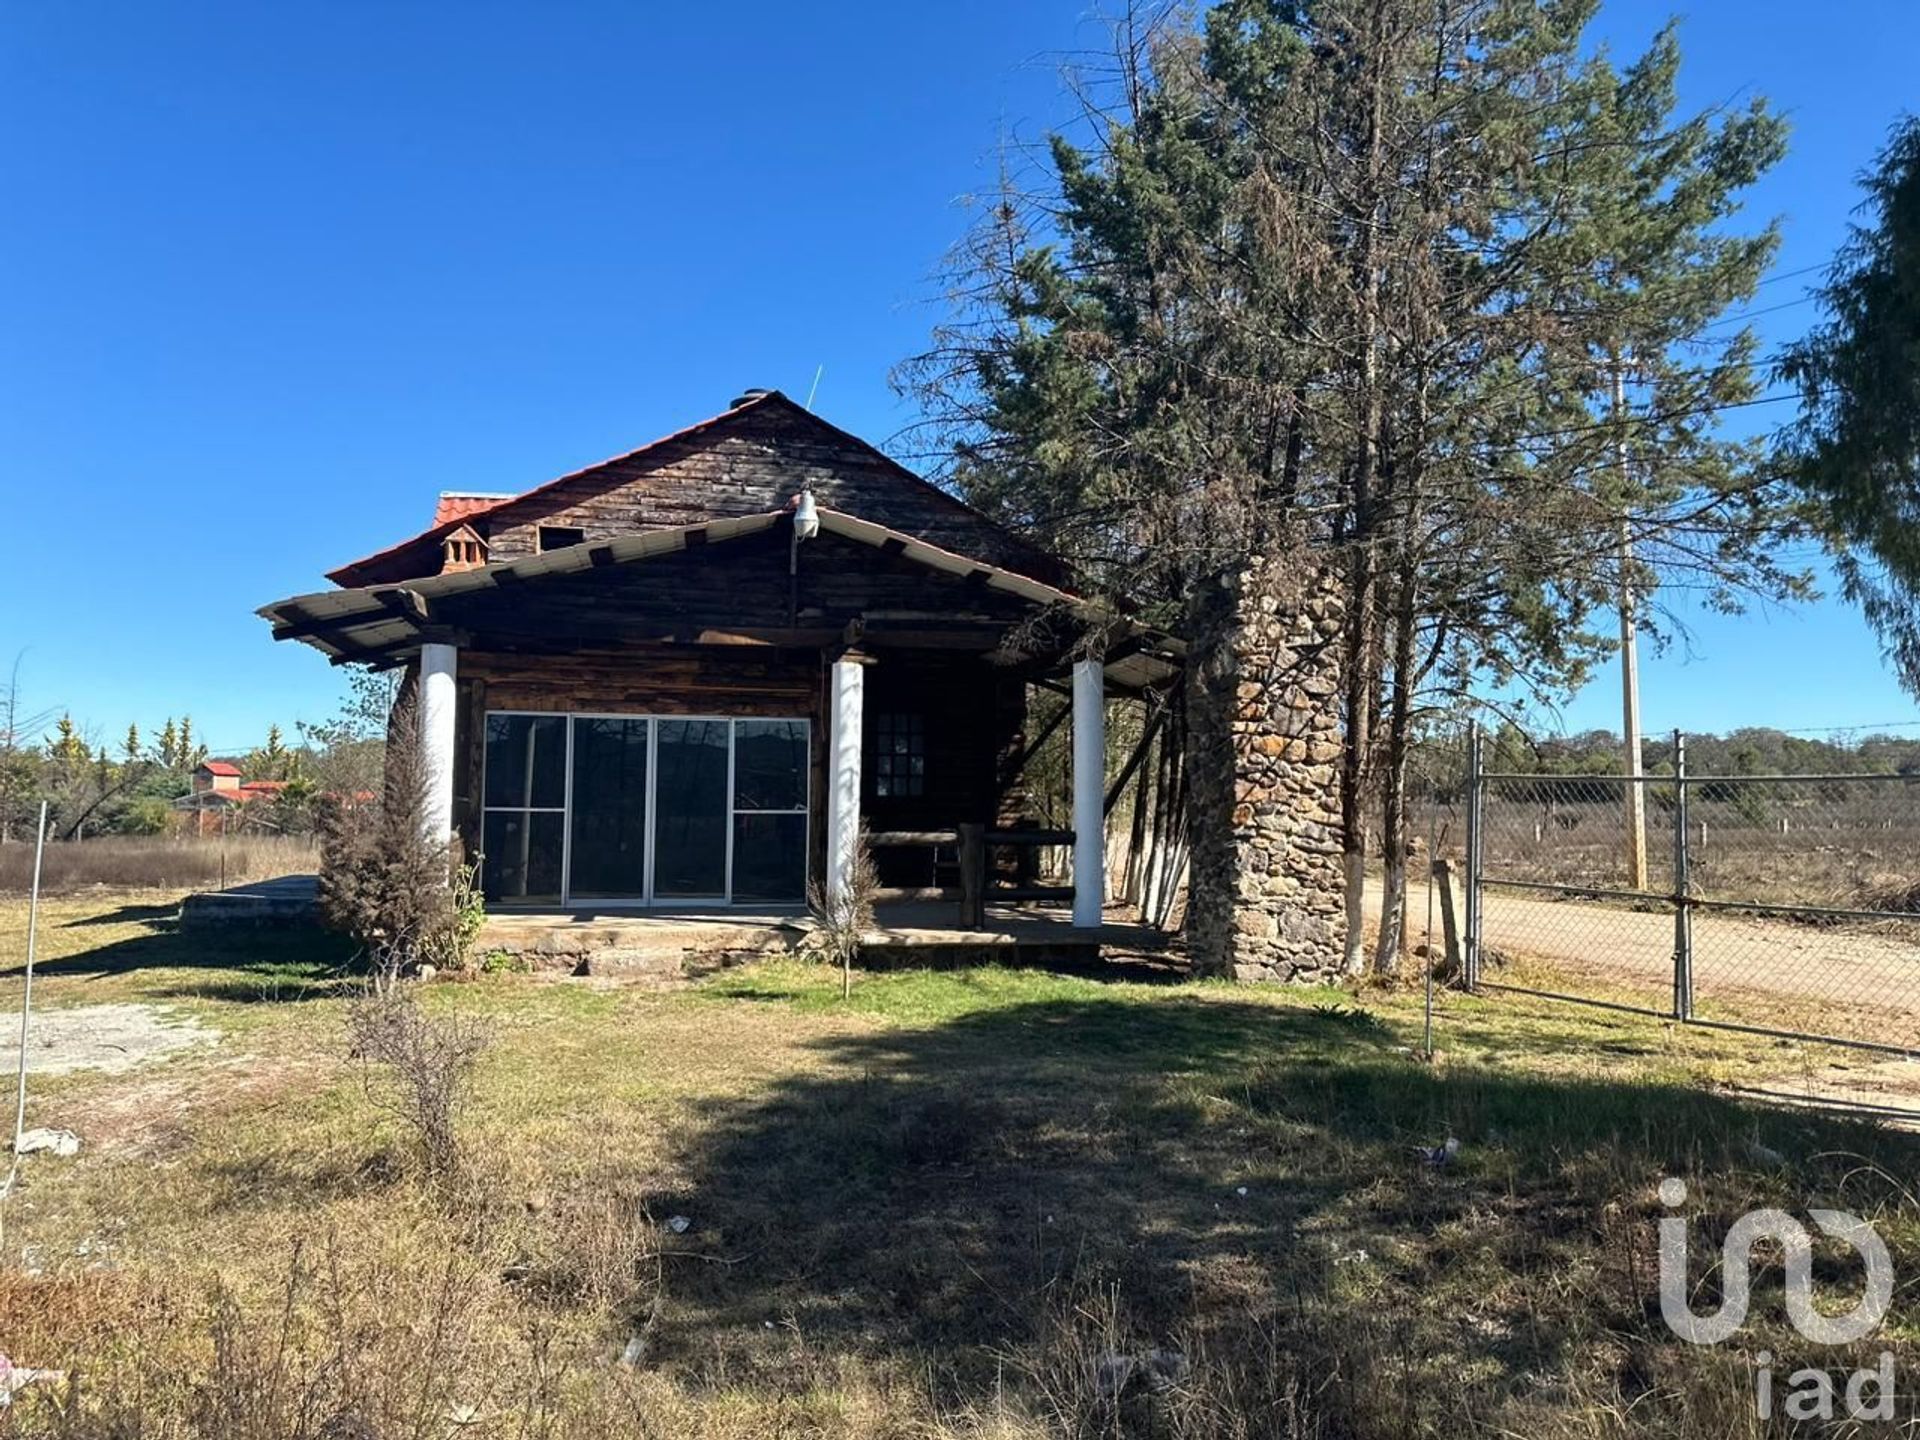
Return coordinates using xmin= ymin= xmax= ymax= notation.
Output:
xmin=1072 ymin=657 xmax=1106 ymax=928
xmin=418 ymin=642 xmax=459 ymax=844
xmin=826 ymin=656 xmax=865 ymax=900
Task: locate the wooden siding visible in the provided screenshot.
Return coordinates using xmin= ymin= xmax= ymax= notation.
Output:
xmin=334 ymin=393 xmax=1062 ymax=588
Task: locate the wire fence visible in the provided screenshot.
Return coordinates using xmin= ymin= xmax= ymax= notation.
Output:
xmin=1461 ymin=729 xmax=1920 ymax=1055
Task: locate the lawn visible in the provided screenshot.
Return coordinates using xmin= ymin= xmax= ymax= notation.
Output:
xmin=2 ymin=892 xmax=1917 ymax=1437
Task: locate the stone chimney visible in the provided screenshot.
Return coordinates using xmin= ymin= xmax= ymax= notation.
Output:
xmin=1183 ymin=548 xmax=1346 ymax=982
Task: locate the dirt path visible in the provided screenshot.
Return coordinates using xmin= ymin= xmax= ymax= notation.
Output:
xmin=1377 ymin=877 xmax=1920 ymax=1048
xmin=0 ymin=1003 xmax=218 ymax=1077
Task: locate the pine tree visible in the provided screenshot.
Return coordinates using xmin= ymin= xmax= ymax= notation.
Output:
xmin=177 ymin=715 xmax=207 ymax=770
xmin=1778 ymin=117 xmax=1920 ymax=691
xmin=907 ymin=0 xmax=1800 ymax=974
xmin=49 ymin=714 xmax=89 ymax=766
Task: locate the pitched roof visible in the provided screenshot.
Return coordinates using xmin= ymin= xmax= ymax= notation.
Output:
xmin=324 ymin=390 xmax=1061 ymax=589
xmin=199 ymin=760 xmax=242 ymax=777
xmin=262 ymin=505 xmax=1184 ymax=693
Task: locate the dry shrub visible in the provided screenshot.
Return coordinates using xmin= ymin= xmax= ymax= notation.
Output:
xmin=0 ymin=834 xmax=316 ymax=895
xmin=24 ymin=1237 xmax=522 ymax=1440
xmin=345 ymin=987 xmax=490 ymax=1186
xmin=318 ymin=689 xmax=479 ymax=984
xmin=519 ymin=1183 xmax=660 ymax=1322
xmin=1856 ymin=873 xmax=1920 ymax=915
xmin=1012 ymin=1279 xmax=1357 ymax=1440
xmin=0 ymin=1269 xmax=180 ymax=1372
xmin=807 ymin=832 xmax=877 ymax=999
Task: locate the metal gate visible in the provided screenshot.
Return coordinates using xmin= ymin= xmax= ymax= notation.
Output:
xmin=1462 ymin=727 xmax=1920 ymax=1056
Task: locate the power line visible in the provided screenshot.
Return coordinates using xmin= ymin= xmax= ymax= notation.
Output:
xmin=1698 ymin=293 xmax=1819 ymax=331
xmin=1753 ymin=262 xmax=1829 ymax=289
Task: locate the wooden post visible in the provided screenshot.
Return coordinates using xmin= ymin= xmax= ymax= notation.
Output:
xmin=957 ymin=822 xmax=986 ymax=931
xmin=1072 ymin=659 xmax=1106 ymax=929
xmin=1433 ymin=858 xmax=1462 ymax=981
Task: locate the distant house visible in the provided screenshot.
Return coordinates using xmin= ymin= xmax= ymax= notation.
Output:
xmin=259 ymin=388 xmax=1186 ymax=921
xmin=191 ymin=760 xmax=243 ymax=794
xmin=176 ymin=761 xmax=290 ymax=835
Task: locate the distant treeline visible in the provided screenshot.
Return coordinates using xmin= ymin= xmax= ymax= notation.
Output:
xmin=1413 ymin=724 xmax=1920 ymax=798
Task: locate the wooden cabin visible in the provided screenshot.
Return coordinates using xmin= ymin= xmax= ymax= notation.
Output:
xmin=260 ymin=389 xmax=1183 ymax=925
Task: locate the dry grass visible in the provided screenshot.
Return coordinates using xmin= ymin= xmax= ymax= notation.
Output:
xmin=4 ymin=894 xmax=1920 ymax=1435
xmin=0 ymin=834 xmax=318 ymax=896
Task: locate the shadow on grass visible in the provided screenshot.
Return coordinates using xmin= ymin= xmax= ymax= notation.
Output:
xmin=649 ymin=989 xmax=1920 ymax=1425
xmin=60 ymin=902 xmax=186 ymax=928
xmin=6 ymin=915 xmax=351 ymax=999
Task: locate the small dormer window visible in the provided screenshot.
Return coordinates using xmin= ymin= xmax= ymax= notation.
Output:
xmin=440 ymin=524 xmax=489 ymax=574
xmin=538 ymin=525 xmax=587 ymax=553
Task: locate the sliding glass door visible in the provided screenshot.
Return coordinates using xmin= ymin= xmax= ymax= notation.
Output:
xmin=653 ymin=719 xmax=730 ymax=899
xmin=480 ymin=713 xmax=809 ymax=906
xmin=731 ymin=720 xmax=809 ymax=903
xmin=481 ymin=715 xmax=567 ymax=904
xmin=567 ymin=717 xmax=651 ymax=900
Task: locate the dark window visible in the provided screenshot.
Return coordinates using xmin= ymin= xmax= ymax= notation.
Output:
xmin=732 ymin=720 xmax=808 ymax=902
xmin=733 ymin=720 xmax=808 ymax=811
xmin=872 ymin=713 xmax=925 ymax=798
xmin=537 ymin=525 xmax=586 ymax=553
xmin=654 ymin=720 xmax=730 ymax=897
xmin=484 ymin=714 xmax=566 ymax=809
xmin=481 ymin=713 xmax=568 ymax=904
xmin=732 ymin=812 xmax=807 ymax=903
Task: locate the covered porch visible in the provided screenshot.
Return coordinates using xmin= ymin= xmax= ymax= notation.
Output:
xmin=261 ymin=502 xmax=1186 ymax=939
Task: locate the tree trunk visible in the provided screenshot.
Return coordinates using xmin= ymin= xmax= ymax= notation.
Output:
xmin=1340 ymin=4 xmax=1391 ymax=978
xmin=1183 ymin=571 xmax=1241 ymax=977
xmin=1375 ymin=368 xmax=1431 ymax=975
xmin=1374 ymin=538 xmax=1419 ymax=975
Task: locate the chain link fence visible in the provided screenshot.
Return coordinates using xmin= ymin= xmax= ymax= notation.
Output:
xmin=1462 ymin=730 xmax=1920 ymax=1054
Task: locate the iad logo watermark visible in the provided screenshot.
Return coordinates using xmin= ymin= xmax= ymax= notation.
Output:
xmin=1658 ymin=1177 xmax=1896 ymax=1421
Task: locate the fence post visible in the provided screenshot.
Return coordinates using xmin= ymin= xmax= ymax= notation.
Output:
xmin=1672 ymin=730 xmax=1694 ymax=1022
xmin=1463 ymin=721 xmax=1483 ymax=990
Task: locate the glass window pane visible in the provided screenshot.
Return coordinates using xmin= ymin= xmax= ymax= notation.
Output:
xmin=732 ymin=812 xmax=807 ymax=903
xmin=568 ymin=718 xmax=650 ymax=900
xmin=733 ymin=720 xmax=807 ymax=811
xmin=484 ymin=714 xmax=567 ymax=809
xmin=654 ymin=719 xmax=729 ymax=897
xmin=481 ymin=810 xmax=565 ymax=905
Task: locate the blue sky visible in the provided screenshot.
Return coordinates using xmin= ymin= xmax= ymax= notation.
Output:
xmin=1 ymin=2 xmax=1915 ymax=756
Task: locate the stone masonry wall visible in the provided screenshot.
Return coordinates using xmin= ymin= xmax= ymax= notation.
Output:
xmin=1185 ymin=549 xmax=1346 ymax=983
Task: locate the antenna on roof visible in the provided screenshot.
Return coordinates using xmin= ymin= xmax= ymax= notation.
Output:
xmin=805 ymin=365 xmax=824 ymax=411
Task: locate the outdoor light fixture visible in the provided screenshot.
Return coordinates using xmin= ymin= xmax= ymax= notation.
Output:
xmin=793 ymin=488 xmax=820 ymax=542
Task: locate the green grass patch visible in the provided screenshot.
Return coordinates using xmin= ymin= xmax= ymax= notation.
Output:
xmin=4 ymin=896 xmax=1919 ymax=1437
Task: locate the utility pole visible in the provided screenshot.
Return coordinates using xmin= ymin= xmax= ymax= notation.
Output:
xmin=1613 ymin=360 xmax=1649 ymax=890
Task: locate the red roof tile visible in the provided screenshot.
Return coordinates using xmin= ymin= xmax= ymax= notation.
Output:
xmin=200 ymin=760 xmax=242 ymax=777
xmin=433 ymin=493 xmax=515 ymax=527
